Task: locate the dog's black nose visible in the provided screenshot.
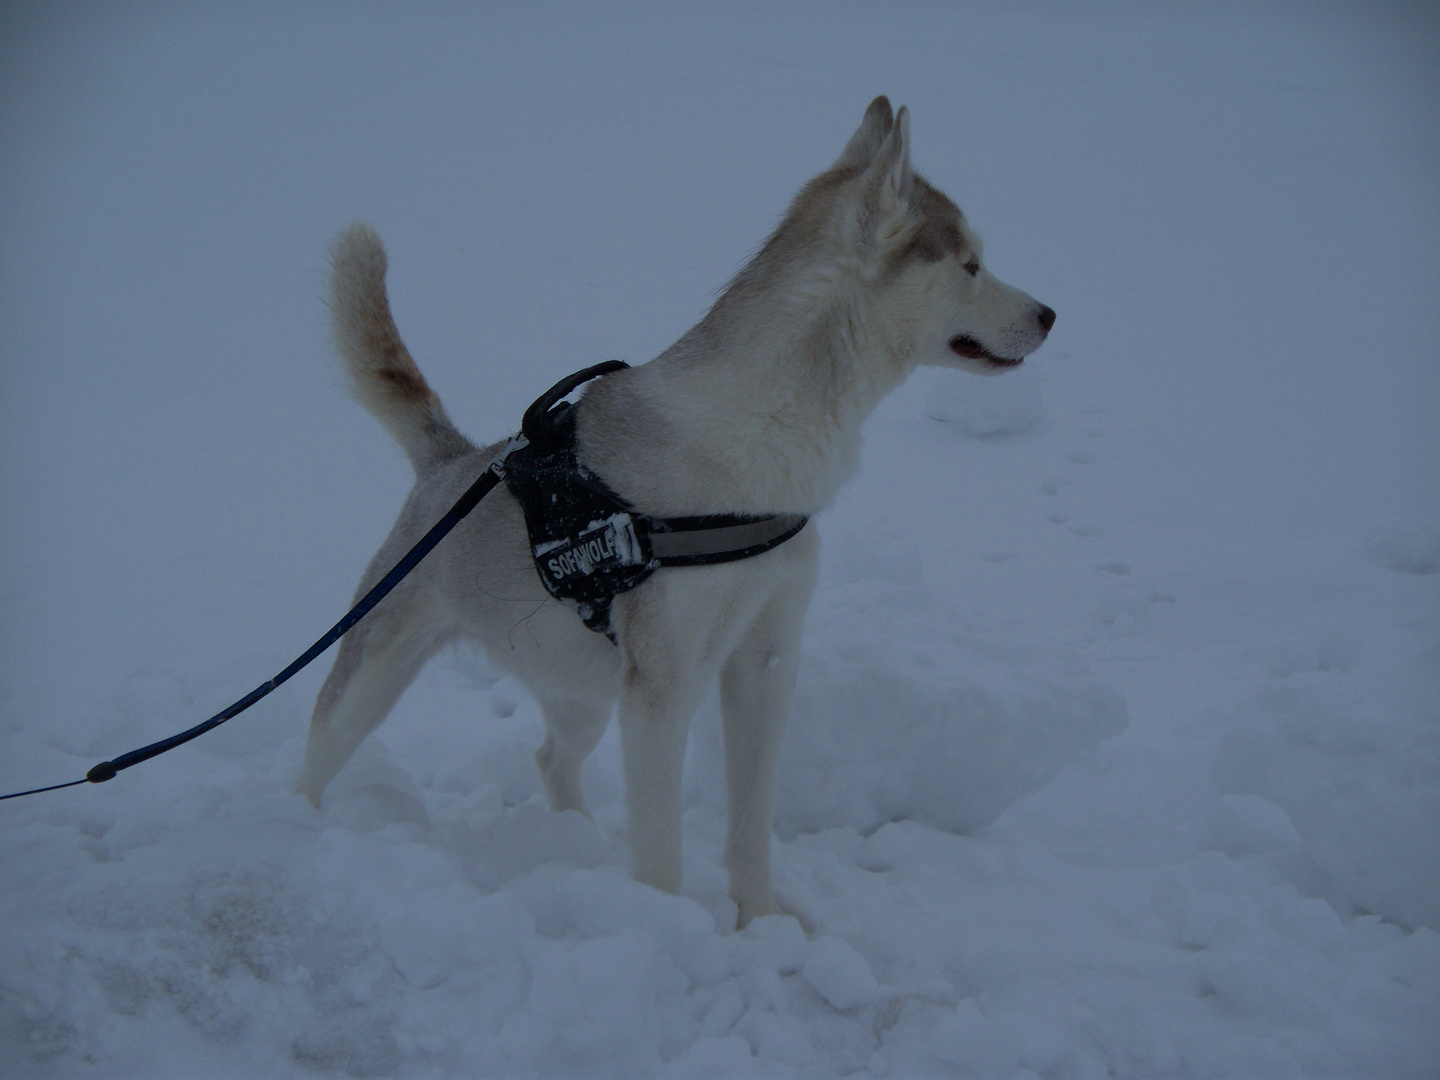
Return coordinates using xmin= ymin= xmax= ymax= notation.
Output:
xmin=1037 ymin=305 xmax=1057 ymax=333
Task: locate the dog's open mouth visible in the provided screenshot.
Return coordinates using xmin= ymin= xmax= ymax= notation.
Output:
xmin=949 ymin=335 xmax=1024 ymax=369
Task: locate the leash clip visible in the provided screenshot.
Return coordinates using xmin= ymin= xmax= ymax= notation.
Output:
xmin=487 ymin=432 xmax=530 ymax=478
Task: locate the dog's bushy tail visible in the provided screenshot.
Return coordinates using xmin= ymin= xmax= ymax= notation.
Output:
xmin=328 ymin=222 xmax=473 ymax=473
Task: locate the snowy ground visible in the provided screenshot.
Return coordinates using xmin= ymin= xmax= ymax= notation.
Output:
xmin=2 ymin=4 xmax=1438 ymax=1077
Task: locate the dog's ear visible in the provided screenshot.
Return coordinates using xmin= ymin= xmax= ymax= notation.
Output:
xmin=853 ymin=104 xmax=915 ymax=247
xmin=834 ymin=96 xmax=894 ymax=171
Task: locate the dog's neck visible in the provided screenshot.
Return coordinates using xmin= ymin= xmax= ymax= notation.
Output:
xmin=577 ymin=261 xmax=914 ymax=517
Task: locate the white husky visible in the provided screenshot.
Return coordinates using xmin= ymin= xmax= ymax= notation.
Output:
xmin=297 ymin=97 xmax=1054 ymax=926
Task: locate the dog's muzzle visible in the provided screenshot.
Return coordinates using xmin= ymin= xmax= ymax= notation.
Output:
xmin=949 ymin=304 xmax=1055 ymax=368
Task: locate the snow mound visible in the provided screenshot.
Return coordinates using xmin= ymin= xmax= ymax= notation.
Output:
xmin=768 ymin=576 xmax=1127 ymax=838
xmin=926 ymin=1000 xmax=1025 ymax=1079
xmin=923 ymin=363 xmax=1047 ymax=438
xmin=1367 ymin=526 xmax=1440 ymax=576
xmin=1214 ymin=640 xmax=1440 ymax=932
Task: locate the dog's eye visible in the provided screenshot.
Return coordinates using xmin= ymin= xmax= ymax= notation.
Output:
xmin=963 ymin=258 xmax=980 ymax=277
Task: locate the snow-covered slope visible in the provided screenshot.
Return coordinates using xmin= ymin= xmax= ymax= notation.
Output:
xmin=2 ymin=4 xmax=1436 ymax=1077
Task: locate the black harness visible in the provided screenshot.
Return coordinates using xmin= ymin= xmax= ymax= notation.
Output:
xmin=504 ymin=362 xmax=808 ymax=638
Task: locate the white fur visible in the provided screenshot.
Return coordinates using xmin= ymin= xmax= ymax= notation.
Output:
xmin=296 ymin=97 xmax=1053 ymax=927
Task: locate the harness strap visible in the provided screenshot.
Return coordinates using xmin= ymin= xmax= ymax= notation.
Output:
xmin=649 ymin=514 xmax=808 ymax=565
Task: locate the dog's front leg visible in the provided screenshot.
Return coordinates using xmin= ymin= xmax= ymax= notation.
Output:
xmin=617 ymin=653 xmax=704 ymax=895
xmin=719 ymin=577 xmax=812 ymax=927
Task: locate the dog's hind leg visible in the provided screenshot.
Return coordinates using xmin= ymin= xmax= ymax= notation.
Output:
xmin=295 ymin=596 xmax=445 ymax=807
xmin=535 ymin=696 xmax=610 ymax=819
xmin=719 ymin=577 xmax=811 ymax=928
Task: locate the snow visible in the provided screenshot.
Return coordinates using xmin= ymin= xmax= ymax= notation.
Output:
xmin=801 ymin=938 xmax=879 ymax=1012
xmin=2 ymin=2 xmax=1438 ymax=1077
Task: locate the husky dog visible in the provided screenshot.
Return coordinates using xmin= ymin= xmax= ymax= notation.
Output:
xmin=297 ymin=97 xmax=1054 ymax=927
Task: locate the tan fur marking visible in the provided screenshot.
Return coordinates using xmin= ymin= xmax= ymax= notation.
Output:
xmin=375 ymin=364 xmax=437 ymax=405
xmin=890 ymin=178 xmax=964 ymax=268
xmin=328 ymin=221 xmax=473 ymax=473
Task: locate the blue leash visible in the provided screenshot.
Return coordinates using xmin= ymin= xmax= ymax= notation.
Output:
xmin=0 ymin=444 xmax=514 ymax=802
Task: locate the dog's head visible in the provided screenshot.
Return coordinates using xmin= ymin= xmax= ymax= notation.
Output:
xmin=794 ymin=97 xmax=1055 ymax=376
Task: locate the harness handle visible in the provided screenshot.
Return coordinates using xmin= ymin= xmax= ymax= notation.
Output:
xmin=521 ymin=360 xmax=628 ymax=445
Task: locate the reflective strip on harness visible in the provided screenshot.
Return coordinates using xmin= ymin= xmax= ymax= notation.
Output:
xmin=647 ymin=514 xmax=809 ymax=565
